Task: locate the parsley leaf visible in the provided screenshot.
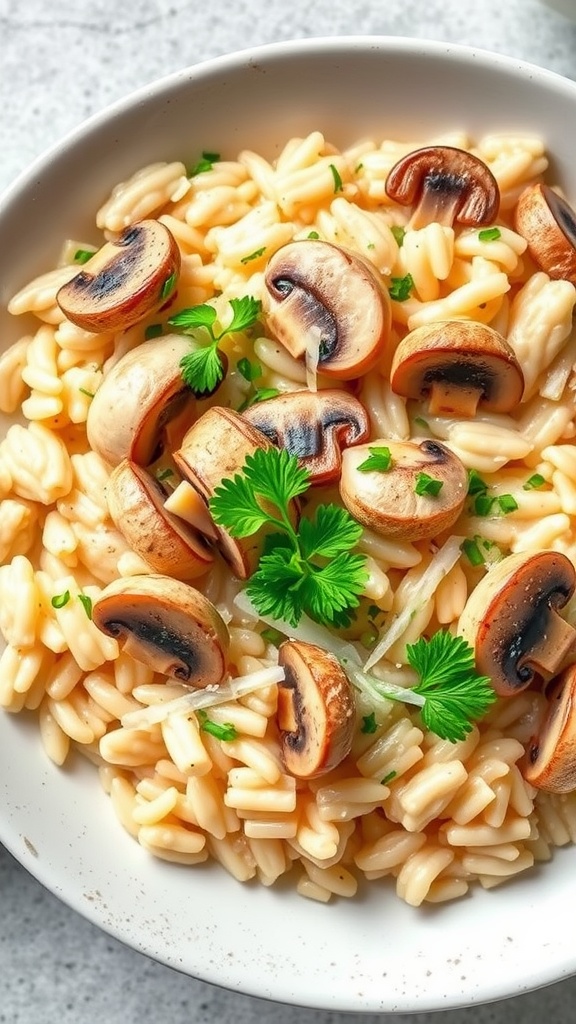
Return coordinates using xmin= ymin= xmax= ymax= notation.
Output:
xmin=237 ymin=357 xmax=262 ymax=382
xmin=51 ymin=590 xmax=70 ymax=609
xmin=190 ymin=151 xmax=221 ymax=176
xmin=391 ymin=225 xmax=406 ymax=247
xmin=389 ymin=273 xmax=414 ymax=301
xmin=414 ymin=472 xmax=443 ymax=497
xmin=78 ymin=594 xmax=93 ymax=619
xmin=357 ymin=446 xmax=392 ymax=473
xmin=361 ymin=712 xmax=378 ymax=734
xmin=478 ymin=227 xmax=501 ymax=242
xmin=407 ymin=632 xmax=496 ymax=742
xmin=169 ymin=296 xmax=262 ymax=396
xmin=329 ymin=163 xmax=344 ymax=192
xmin=210 ymin=447 xmax=367 ymax=628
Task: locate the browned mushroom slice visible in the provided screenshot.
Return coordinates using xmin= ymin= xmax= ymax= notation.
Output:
xmin=264 ymin=240 xmax=391 ymax=380
xmin=523 ymin=664 xmax=576 ymax=793
xmin=385 ymin=146 xmax=500 ymax=230
xmin=92 ymin=574 xmax=229 ymax=686
xmin=87 ymin=334 xmax=196 ymax=467
xmin=514 ymin=182 xmax=576 ymax=284
xmin=390 ymin=320 xmax=524 ymax=417
xmin=106 ymin=460 xmax=213 ymax=580
xmin=277 ymin=640 xmax=355 ymax=779
xmin=57 ymin=220 xmax=181 ymax=332
xmin=242 ymin=389 xmax=369 ymax=484
xmin=174 ymin=406 xmax=296 ymax=579
xmin=458 ymin=551 xmax=576 ymax=697
xmin=339 ymin=438 xmax=467 ymax=541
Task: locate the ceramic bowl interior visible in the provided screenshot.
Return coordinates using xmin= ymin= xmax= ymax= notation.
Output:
xmin=2 ymin=36 xmax=576 ymax=1014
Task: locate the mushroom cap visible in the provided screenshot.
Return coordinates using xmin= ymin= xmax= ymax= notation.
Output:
xmin=277 ymin=639 xmax=355 ymax=779
xmin=56 ymin=220 xmax=181 ymax=332
xmin=523 ymin=664 xmax=576 ymax=793
xmin=242 ymin=388 xmax=369 ymax=484
xmin=87 ymin=333 xmax=196 ymax=467
xmin=174 ymin=406 xmax=288 ymax=579
xmin=385 ymin=146 xmax=500 ymax=229
xmin=514 ymin=182 xmax=576 ymax=284
xmin=390 ymin=320 xmax=524 ymax=416
xmin=339 ymin=438 xmax=468 ymax=541
xmin=458 ymin=550 xmax=576 ymax=697
xmin=92 ymin=574 xmax=229 ymax=686
xmin=264 ymin=239 xmax=391 ymax=380
xmin=105 ymin=460 xmax=214 ymax=581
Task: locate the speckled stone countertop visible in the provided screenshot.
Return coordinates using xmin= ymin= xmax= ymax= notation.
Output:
xmin=2 ymin=2 xmax=576 ymax=1022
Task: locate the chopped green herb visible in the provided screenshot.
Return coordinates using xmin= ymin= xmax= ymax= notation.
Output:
xmin=78 ymin=387 xmax=95 ymax=399
xmin=414 ymin=472 xmax=443 ymax=497
xmin=144 ymin=323 xmax=163 ymax=340
xmin=307 ymin=230 xmax=320 ymax=239
xmin=467 ymin=468 xmax=488 ymax=497
xmin=209 ymin=448 xmax=368 ymax=628
xmin=238 ymin=387 xmax=280 ymax=411
xmin=381 ymin=770 xmax=397 ymax=785
xmin=361 ymin=712 xmax=378 ymax=734
xmin=169 ymin=296 xmax=262 ymax=396
xmin=355 ymin=162 xmax=364 ymax=173
xmin=474 ymin=494 xmax=495 ymax=517
xmin=51 ymin=590 xmax=71 ymax=609
xmin=357 ymin=446 xmax=392 ymax=474
xmin=160 ymin=271 xmax=177 ymax=301
xmin=367 ymin=242 xmax=375 ymax=250
xmin=497 ymin=493 xmax=519 ymax=514
xmin=197 ymin=709 xmax=237 ymax=742
xmin=237 ymin=357 xmax=262 ymax=383
xmin=73 ymin=248 xmax=96 ymax=264
xmin=407 ymin=631 xmax=497 ymax=742
xmin=155 ymin=467 xmax=174 ymax=482
xmin=413 ymin=416 xmax=429 ymax=430
xmin=388 ymin=273 xmax=414 ymax=301
xmin=329 ymin=163 xmax=344 ymax=192
xmin=461 ymin=537 xmax=484 ymax=566
xmin=260 ymin=626 xmax=286 ymax=647
xmin=240 ymin=246 xmax=266 ymax=265
xmin=478 ymin=227 xmax=502 ymax=242
xmin=190 ymin=151 xmax=221 ymax=176
xmin=391 ymin=225 xmax=406 ymax=247
xmin=523 ymin=473 xmax=546 ymax=491
xmin=78 ymin=594 xmax=93 ymax=619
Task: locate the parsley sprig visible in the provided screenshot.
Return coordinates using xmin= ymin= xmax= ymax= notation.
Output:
xmin=168 ymin=296 xmax=262 ymax=396
xmin=210 ymin=448 xmax=368 ymax=628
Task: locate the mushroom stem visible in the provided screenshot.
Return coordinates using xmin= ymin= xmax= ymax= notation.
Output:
xmin=523 ymin=609 xmax=576 ymax=678
xmin=428 ymin=381 xmax=482 ymax=418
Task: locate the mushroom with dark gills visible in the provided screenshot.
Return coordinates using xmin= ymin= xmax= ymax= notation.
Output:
xmin=242 ymin=388 xmax=369 ymax=484
xmin=86 ymin=334 xmax=196 ymax=467
xmin=514 ymin=182 xmax=576 ymax=284
xmin=277 ymin=640 xmax=355 ymax=779
xmin=174 ymin=406 xmax=298 ymax=579
xmin=92 ymin=574 xmax=229 ymax=686
xmin=523 ymin=663 xmax=576 ymax=793
xmin=385 ymin=146 xmax=500 ymax=231
xmin=105 ymin=460 xmax=214 ymax=581
xmin=339 ymin=439 xmax=468 ymax=541
xmin=390 ymin=320 xmax=525 ymax=417
xmin=458 ymin=550 xmax=576 ymax=698
xmin=56 ymin=219 xmax=180 ymax=332
xmin=263 ymin=239 xmax=391 ymax=379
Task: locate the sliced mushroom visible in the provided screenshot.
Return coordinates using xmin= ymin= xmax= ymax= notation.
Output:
xmin=92 ymin=574 xmax=229 ymax=686
xmin=277 ymin=640 xmax=355 ymax=779
xmin=174 ymin=406 xmax=296 ymax=579
xmin=264 ymin=240 xmax=391 ymax=380
xmin=385 ymin=146 xmax=500 ymax=230
xmin=458 ymin=551 xmax=576 ymax=697
xmin=106 ymin=460 xmax=213 ymax=580
xmin=57 ymin=220 xmax=181 ymax=332
xmin=523 ymin=664 xmax=576 ymax=793
xmin=514 ymin=182 xmax=576 ymax=283
xmin=339 ymin=439 xmax=467 ymax=541
xmin=390 ymin=320 xmax=524 ymax=417
xmin=242 ymin=389 xmax=369 ymax=484
xmin=87 ymin=334 xmax=195 ymax=467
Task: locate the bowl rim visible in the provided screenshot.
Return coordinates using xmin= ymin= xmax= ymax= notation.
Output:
xmin=3 ymin=34 xmax=576 ymax=1014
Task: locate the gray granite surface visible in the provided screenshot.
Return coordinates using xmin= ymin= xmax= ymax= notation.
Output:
xmin=2 ymin=1 xmax=576 ymax=1021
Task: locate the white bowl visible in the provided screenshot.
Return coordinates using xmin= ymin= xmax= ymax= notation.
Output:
xmin=2 ymin=36 xmax=576 ymax=1014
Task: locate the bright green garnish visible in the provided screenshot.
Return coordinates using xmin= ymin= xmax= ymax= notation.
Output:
xmin=237 ymin=357 xmax=262 ymax=383
xmin=144 ymin=323 xmax=163 ymax=340
xmin=209 ymin=448 xmax=367 ymax=628
xmin=496 ymin=493 xmax=519 ymax=514
xmin=381 ymin=770 xmax=397 ymax=785
xmin=51 ymin=591 xmax=71 ymax=609
xmin=523 ymin=473 xmax=546 ymax=490
xmin=190 ymin=151 xmax=221 ymax=176
xmin=467 ymin=468 xmax=488 ymax=497
xmin=240 ymin=247 xmax=266 ymax=265
xmin=414 ymin=472 xmax=443 ymax=497
xmin=160 ymin=271 xmax=177 ymax=300
xmin=361 ymin=712 xmax=378 ymax=735
xmin=478 ymin=227 xmax=501 ymax=242
xmin=78 ymin=594 xmax=93 ymax=619
xmin=307 ymin=230 xmax=320 ymax=239
xmin=391 ymin=225 xmax=406 ymax=247
xmin=197 ymin=710 xmax=237 ymax=742
xmin=407 ymin=632 xmax=496 ymax=742
xmin=357 ymin=446 xmax=393 ymax=474
xmin=155 ymin=467 xmax=174 ymax=482
xmin=78 ymin=387 xmax=95 ymax=399
xmin=461 ymin=537 xmax=484 ymax=566
xmin=169 ymin=296 xmax=262 ymax=396
xmin=73 ymin=248 xmax=96 ymax=264
xmin=388 ymin=273 xmax=414 ymax=301
xmin=329 ymin=164 xmax=344 ymax=193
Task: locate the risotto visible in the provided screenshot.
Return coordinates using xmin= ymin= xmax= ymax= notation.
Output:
xmin=2 ymin=128 xmax=576 ymax=907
